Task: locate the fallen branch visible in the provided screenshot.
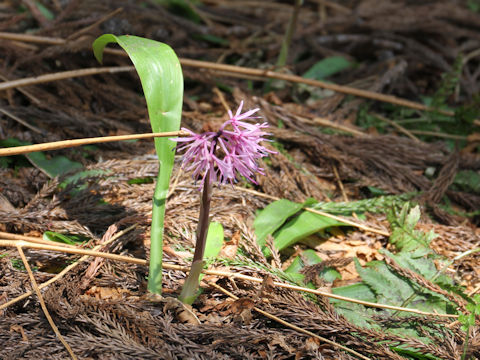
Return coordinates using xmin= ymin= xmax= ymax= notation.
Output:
xmin=16 ymin=245 xmax=78 ymax=360
xmin=0 ymin=130 xmax=189 ymax=156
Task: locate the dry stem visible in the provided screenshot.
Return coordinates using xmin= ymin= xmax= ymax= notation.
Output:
xmin=16 ymin=245 xmax=78 ymax=360
xmin=0 ymin=130 xmax=189 ymax=156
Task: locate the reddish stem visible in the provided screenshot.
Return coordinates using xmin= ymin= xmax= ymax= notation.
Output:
xmin=192 ymin=169 xmax=212 ymax=263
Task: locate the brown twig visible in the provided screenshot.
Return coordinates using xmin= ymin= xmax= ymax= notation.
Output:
xmin=0 ymin=66 xmax=134 ymax=91
xmin=209 ymin=282 xmax=371 ymax=360
xmin=16 ymin=245 xmax=78 ymax=360
xmin=0 ymin=239 xmax=458 ymax=318
xmin=0 ymin=108 xmax=44 ymax=134
xmin=213 ymin=87 xmax=231 ymax=113
xmin=66 ymin=7 xmax=123 ymax=40
xmin=408 ymin=129 xmax=467 ymax=140
xmin=373 ymin=113 xmax=420 ymax=142
xmin=0 ymin=130 xmax=189 ymax=156
xmin=297 ymin=114 xmax=366 ymax=137
xmin=0 ymin=231 xmax=77 ymax=248
xmin=332 ymin=165 xmax=359 ymax=220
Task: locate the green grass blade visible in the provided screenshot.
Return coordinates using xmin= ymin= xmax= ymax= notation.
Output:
xmin=93 ymin=34 xmax=183 ymax=294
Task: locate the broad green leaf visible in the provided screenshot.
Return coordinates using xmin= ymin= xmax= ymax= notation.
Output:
xmin=285 ymin=256 xmax=304 ymax=275
xmin=303 ymin=56 xmax=352 ymax=80
xmin=93 ymin=34 xmax=183 ymax=294
xmin=355 ymin=258 xmax=449 ymax=314
xmin=27 ymin=152 xmax=82 ymax=178
xmin=0 ymin=138 xmax=82 ymax=177
xmin=382 ymin=249 xmax=453 ymax=287
xmin=254 ymin=198 xmax=314 ymax=247
xmin=332 ymin=302 xmax=380 ymax=330
xmin=267 ymin=210 xmax=346 ymax=256
xmin=354 ymin=258 xmax=414 ymax=305
xmin=204 ymin=222 xmax=224 ymax=259
xmin=331 ymin=282 xmax=377 ymax=303
xmin=43 ymin=231 xmax=88 ymax=245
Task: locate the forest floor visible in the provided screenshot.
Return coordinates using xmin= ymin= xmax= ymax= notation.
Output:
xmin=1 ymin=1 xmax=480 ymax=359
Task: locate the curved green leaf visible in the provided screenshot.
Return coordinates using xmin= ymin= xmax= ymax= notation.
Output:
xmin=93 ymin=34 xmax=183 ymax=294
xmin=254 ymin=198 xmax=316 ymax=247
xmin=266 ymin=210 xmax=346 ymax=256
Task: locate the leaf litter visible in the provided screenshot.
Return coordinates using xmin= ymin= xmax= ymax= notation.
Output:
xmin=1 ymin=0 xmax=480 ymax=359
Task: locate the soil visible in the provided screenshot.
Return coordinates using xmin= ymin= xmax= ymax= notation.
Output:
xmin=0 ymin=1 xmax=479 ymax=359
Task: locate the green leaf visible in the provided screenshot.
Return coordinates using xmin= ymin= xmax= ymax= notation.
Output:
xmin=311 ymin=192 xmax=416 ymax=215
xmin=268 ymin=210 xmax=346 ymax=256
xmin=303 ymin=56 xmax=352 ymax=80
xmin=468 ymin=0 xmax=480 ymax=12
xmin=254 ymin=198 xmax=313 ymax=247
xmin=382 ymin=249 xmax=453 ymax=288
xmin=26 ymin=152 xmax=83 ymax=178
xmin=331 ymin=282 xmax=377 ymax=303
xmin=392 ymin=346 xmax=442 ymax=360
xmin=93 ymin=34 xmax=183 ymax=294
xmin=333 ymin=302 xmax=380 ymax=330
xmin=285 ymin=256 xmax=304 ymax=275
xmin=204 ymin=222 xmax=224 ymax=259
xmin=43 ymin=231 xmax=88 ymax=245
xmin=354 ymin=258 xmax=414 ymax=305
xmin=354 ymin=258 xmax=450 ymax=314
xmin=389 ymin=204 xmax=435 ymax=253
xmin=0 ymin=138 xmax=82 ymax=177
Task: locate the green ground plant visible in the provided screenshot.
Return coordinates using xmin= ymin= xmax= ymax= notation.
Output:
xmin=93 ymin=34 xmax=183 ymax=295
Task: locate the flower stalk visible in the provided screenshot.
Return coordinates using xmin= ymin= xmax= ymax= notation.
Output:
xmin=178 ymin=169 xmax=212 ymax=304
xmin=175 ymin=102 xmax=274 ymax=304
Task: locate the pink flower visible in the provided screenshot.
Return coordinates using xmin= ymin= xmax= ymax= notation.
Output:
xmin=172 ymin=102 xmax=275 ymax=187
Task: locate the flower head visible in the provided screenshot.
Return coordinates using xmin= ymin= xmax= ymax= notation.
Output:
xmin=172 ymin=102 xmax=275 ymax=187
